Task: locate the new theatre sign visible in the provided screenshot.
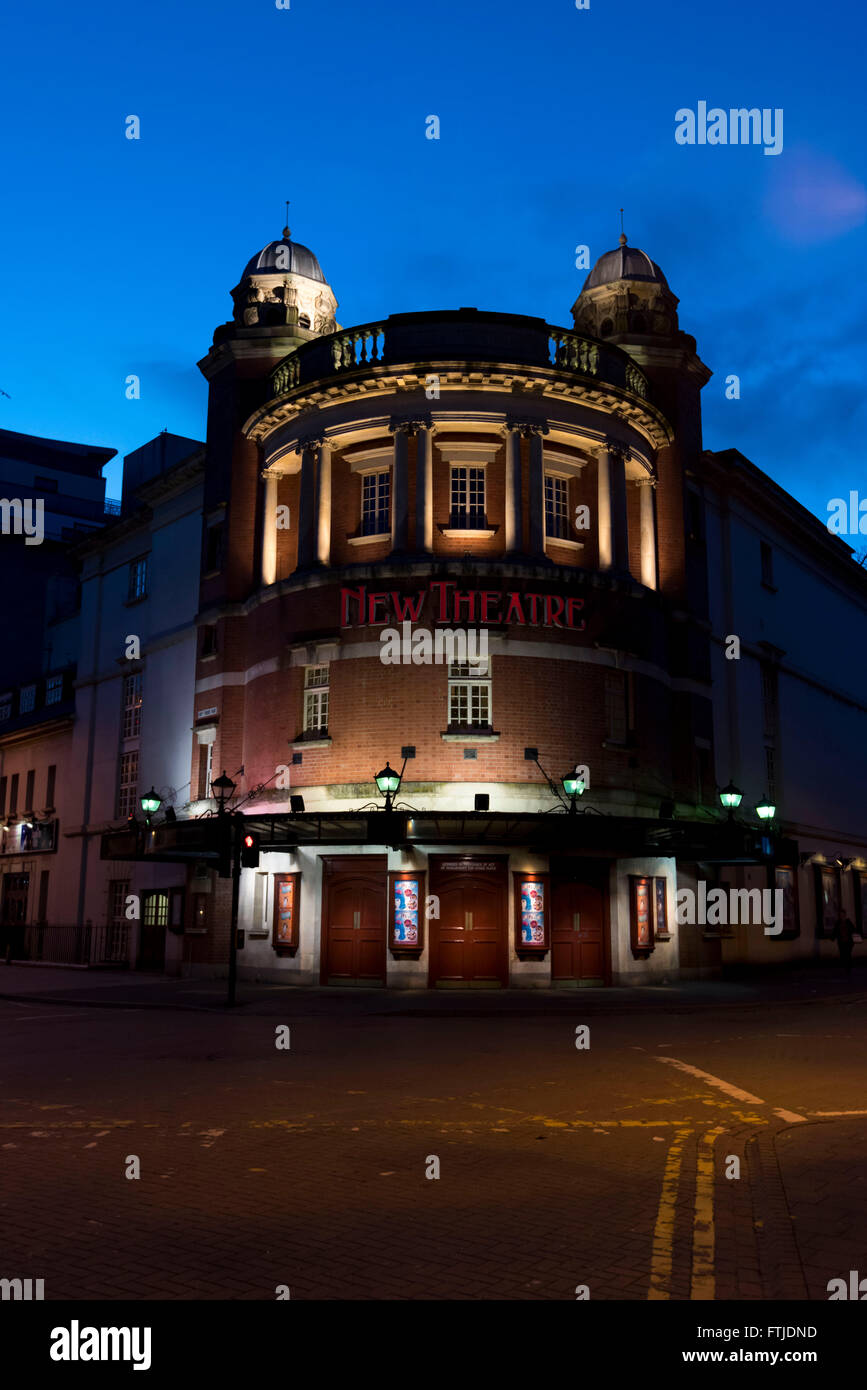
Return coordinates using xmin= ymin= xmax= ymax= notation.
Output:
xmin=340 ymin=583 xmax=586 ymax=630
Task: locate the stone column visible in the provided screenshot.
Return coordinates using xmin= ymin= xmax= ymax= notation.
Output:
xmin=389 ymin=419 xmax=412 ymax=553
xmin=503 ymin=424 xmax=523 ymax=553
xmin=315 ymin=440 xmax=332 ymax=566
xmin=260 ymin=469 xmax=279 ymax=587
xmin=598 ymin=442 xmax=628 ymax=571
xmin=296 ymin=438 xmax=319 ymax=569
xmin=637 ymin=476 xmax=658 ymax=590
xmin=414 ymin=422 xmax=434 ymax=553
xmin=527 ymin=426 xmax=548 ymax=557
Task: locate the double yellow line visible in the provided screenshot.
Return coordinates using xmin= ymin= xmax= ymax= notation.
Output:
xmin=648 ymin=1127 xmax=725 ymax=1300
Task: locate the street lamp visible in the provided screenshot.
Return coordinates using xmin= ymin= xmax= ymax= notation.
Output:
xmin=211 ymin=770 xmax=236 ymax=815
xmin=375 ymin=761 xmax=401 ymax=812
xmin=719 ymin=781 xmax=744 ymax=816
xmin=562 ymin=766 xmax=586 ymax=814
xmin=755 ymin=794 xmax=776 ymax=821
xmin=140 ymin=787 xmax=162 ymax=823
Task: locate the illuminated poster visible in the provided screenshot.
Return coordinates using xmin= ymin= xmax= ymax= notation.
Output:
xmin=635 ymin=878 xmax=651 ymax=946
xmin=275 ymin=876 xmax=296 ymax=948
xmin=393 ymin=878 xmax=419 ymax=944
xmin=654 ymin=876 xmax=669 ymax=938
xmin=520 ymin=879 xmax=545 ymax=944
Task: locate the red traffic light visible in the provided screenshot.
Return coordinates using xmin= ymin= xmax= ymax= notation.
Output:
xmin=240 ymin=830 xmax=260 ymax=868
xmin=244 ymin=834 xmax=254 ymax=848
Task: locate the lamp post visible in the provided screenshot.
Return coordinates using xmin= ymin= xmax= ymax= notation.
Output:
xmin=562 ymin=766 xmax=586 ymax=815
xmin=375 ymin=761 xmax=402 ymax=812
xmin=719 ymin=781 xmax=744 ymax=820
xmin=211 ymin=770 xmax=240 ymax=1007
xmin=140 ymin=787 xmax=162 ymax=826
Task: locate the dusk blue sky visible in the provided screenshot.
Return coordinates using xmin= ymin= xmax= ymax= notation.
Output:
xmin=1 ymin=0 xmax=864 ymax=527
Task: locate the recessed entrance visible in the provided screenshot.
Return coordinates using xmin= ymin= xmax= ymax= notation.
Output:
xmin=428 ymin=855 xmax=508 ymax=987
xmin=321 ymin=856 xmax=387 ymax=985
xmin=551 ymin=863 xmax=609 ymax=985
xmin=139 ymin=891 xmax=168 ymax=971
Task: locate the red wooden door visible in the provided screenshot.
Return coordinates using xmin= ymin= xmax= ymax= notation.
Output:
xmin=429 ymin=858 xmax=508 ymax=986
xmin=551 ymin=880 xmax=606 ymax=982
xmin=322 ymin=857 xmax=386 ymax=984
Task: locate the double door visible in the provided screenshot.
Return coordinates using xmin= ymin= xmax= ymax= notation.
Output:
xmin=321 ymin=856 xmax=387 ymax=984
xmin=551 ymin=877 xmax=607 ymax=983
xmin=429 ymin=857 xmax=508 ymax=987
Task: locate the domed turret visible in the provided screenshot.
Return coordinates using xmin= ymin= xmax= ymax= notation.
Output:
xmin=231 ymin=223 xmax=339 ymax=334
xmin=572 ymin=233 xmax=679 ymax=342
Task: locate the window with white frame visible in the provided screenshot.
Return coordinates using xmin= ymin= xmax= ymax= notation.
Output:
xmin=117 ymin=750 xmax=139 ymax=819
xmin=19 ymin=684 xmax=36 ymax=714
xmin=450 ymin=466 xmax=486 ymax=528
xmin=361 ymin=471 xmax=390 ymax=535
xmin=122 ymin=672 xmax=142 ymax=738
xmin=197 ymin=741 xmax=214 ymax=801
xmin=45 ymin=674 xmax=64 ymax=706
xmin=303 ymin=665 xmax=329 ymax=734
xmin=544 ymin=474 xmax=570 ymax=540
xmin=448 ymin=660 xmax=492 ymax=729
xmin=128 ymin=556 xmax=149 ymax=601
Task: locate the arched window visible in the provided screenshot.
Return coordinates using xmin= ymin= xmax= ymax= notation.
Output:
xmin=631 ymin=312 xmax=647 ymax=334
xmin=600 ymin=318 xmax=614 ymax=337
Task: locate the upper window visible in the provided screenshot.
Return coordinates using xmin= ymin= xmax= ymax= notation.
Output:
xmin=45 ymin=674 xmax=64 ymax=706
xmin=201 ymin=624 xmax=218 ymax=657
xmin=0 ymin=694 xmax=11 ymax=723
xmin=450 ymin=467 xmax=486 ymax=529
xmin=760 ymin=541 xmax=775 ymax=588
xmin=544 ymin=475 xmax=570 ymax=541
xmin=448 ymin=660 xmax=492 ymax=730
xmin=128 ymin=557 xmax=149 ymax=601
xmin=303 ymin=665 xmax=329 ymax=734
xmin=19 ymin=684 xmax=36 ymax=714
xmin=117 ymin=750 xmax=139 ymax=819
xmin=203 ymin=522 xmax=225 ymax=574
xmin=122 ymin=672 xmax=142 ymax=739
xmin=361 ymin=471 xmax=390 ymax=536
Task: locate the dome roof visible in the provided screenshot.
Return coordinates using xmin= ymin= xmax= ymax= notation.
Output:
xmin=241 ymin=229 xmax=326 ymax=283
xmin=582 ymin=237 xmax=669 ymax=292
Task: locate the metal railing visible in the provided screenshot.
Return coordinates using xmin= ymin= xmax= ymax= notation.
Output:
xmin=13 ymin=923 xmax=130 ymax=967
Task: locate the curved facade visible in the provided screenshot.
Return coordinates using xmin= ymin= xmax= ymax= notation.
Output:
xmin=186 ymin=235 xmax=743 ymax=988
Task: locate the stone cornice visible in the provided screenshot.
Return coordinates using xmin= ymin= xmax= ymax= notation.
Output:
xmin=242 ymin=362 xmax=673 ymax=452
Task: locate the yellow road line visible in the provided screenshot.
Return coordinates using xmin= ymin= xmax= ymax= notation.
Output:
xmin=691 ymin=1127 xmax=725 ymax=1300
xmin=647 ymin=1127 xmax=691 ymax=1299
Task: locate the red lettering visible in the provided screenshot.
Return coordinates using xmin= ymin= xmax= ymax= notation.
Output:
xmin=429 ymin=581 xmax=454 ymax=622
xmin=504 ymin=592 xmax=526 ymax=624
xmin=526 ymin=594 xmax=543 ymax=624
xmin=480 ymin=591 xmax=501 ymax=623
xmin=341 ymin=586 xmax=366 ymax=627
xmin=545 ymin=596 xmax=566 ymax=627
xmin=453 ymin=590 xmax=477 ymax=622
xmin=391 ymin=589 xmax=425 ymax=622
xmin=367 ymin=591 xmax=391 ymax=625
xmin=566 ymin=597 xmax=585 ymax=629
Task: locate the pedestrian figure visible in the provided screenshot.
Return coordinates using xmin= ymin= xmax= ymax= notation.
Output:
xmin=831 ymin=908 xmax=857 ymax=973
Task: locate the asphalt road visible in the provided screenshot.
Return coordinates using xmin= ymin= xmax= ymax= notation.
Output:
xmin=2 ymin=976 xmax=865 ymax=1300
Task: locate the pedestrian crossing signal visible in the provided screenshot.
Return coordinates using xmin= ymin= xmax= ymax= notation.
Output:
xmin=241 ymin=831 xmax=260 ymax=868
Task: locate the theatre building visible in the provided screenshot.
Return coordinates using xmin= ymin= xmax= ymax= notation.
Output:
xmin=101 ymin=225 xmax=867 ymax=985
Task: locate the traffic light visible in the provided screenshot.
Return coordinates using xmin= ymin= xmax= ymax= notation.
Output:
xmin=240 ymin=830 xmax=260 ymax=868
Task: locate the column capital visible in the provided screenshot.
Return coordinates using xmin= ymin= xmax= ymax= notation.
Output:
xmin=633 ymin=473 xmax=657 ymax=489
xmin=505 ymin=417 xmax=549 ymax=436
xmin=389 ymin=416 xmax=432 ymax=435
xmin=294 ymin=434 xmax=325 ymax=454
xmin=261 ymin=467 xmax=281 ymax=482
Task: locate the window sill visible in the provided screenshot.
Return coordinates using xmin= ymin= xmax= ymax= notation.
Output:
xmin=124 ymin=595 xmax=147 ymax=607
xmin=441 ymin=730 xmax=500 ymax=742
xmin=290 ymin=735 xmax=332 ymax=750
xmin=601 ymin=739 xmax=633 ymax=751
xmin=199 ymin=653 xmax=218 ymax=664
xmin=440 ymin=527 xmax=498 ymax=540
xmin=347 ymin=532 xmax=390 ymax=546
xmin=201 ymin=569 xmax=222 ymax=581
xmin=545 ymin=536 xmax=584 ymax=551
